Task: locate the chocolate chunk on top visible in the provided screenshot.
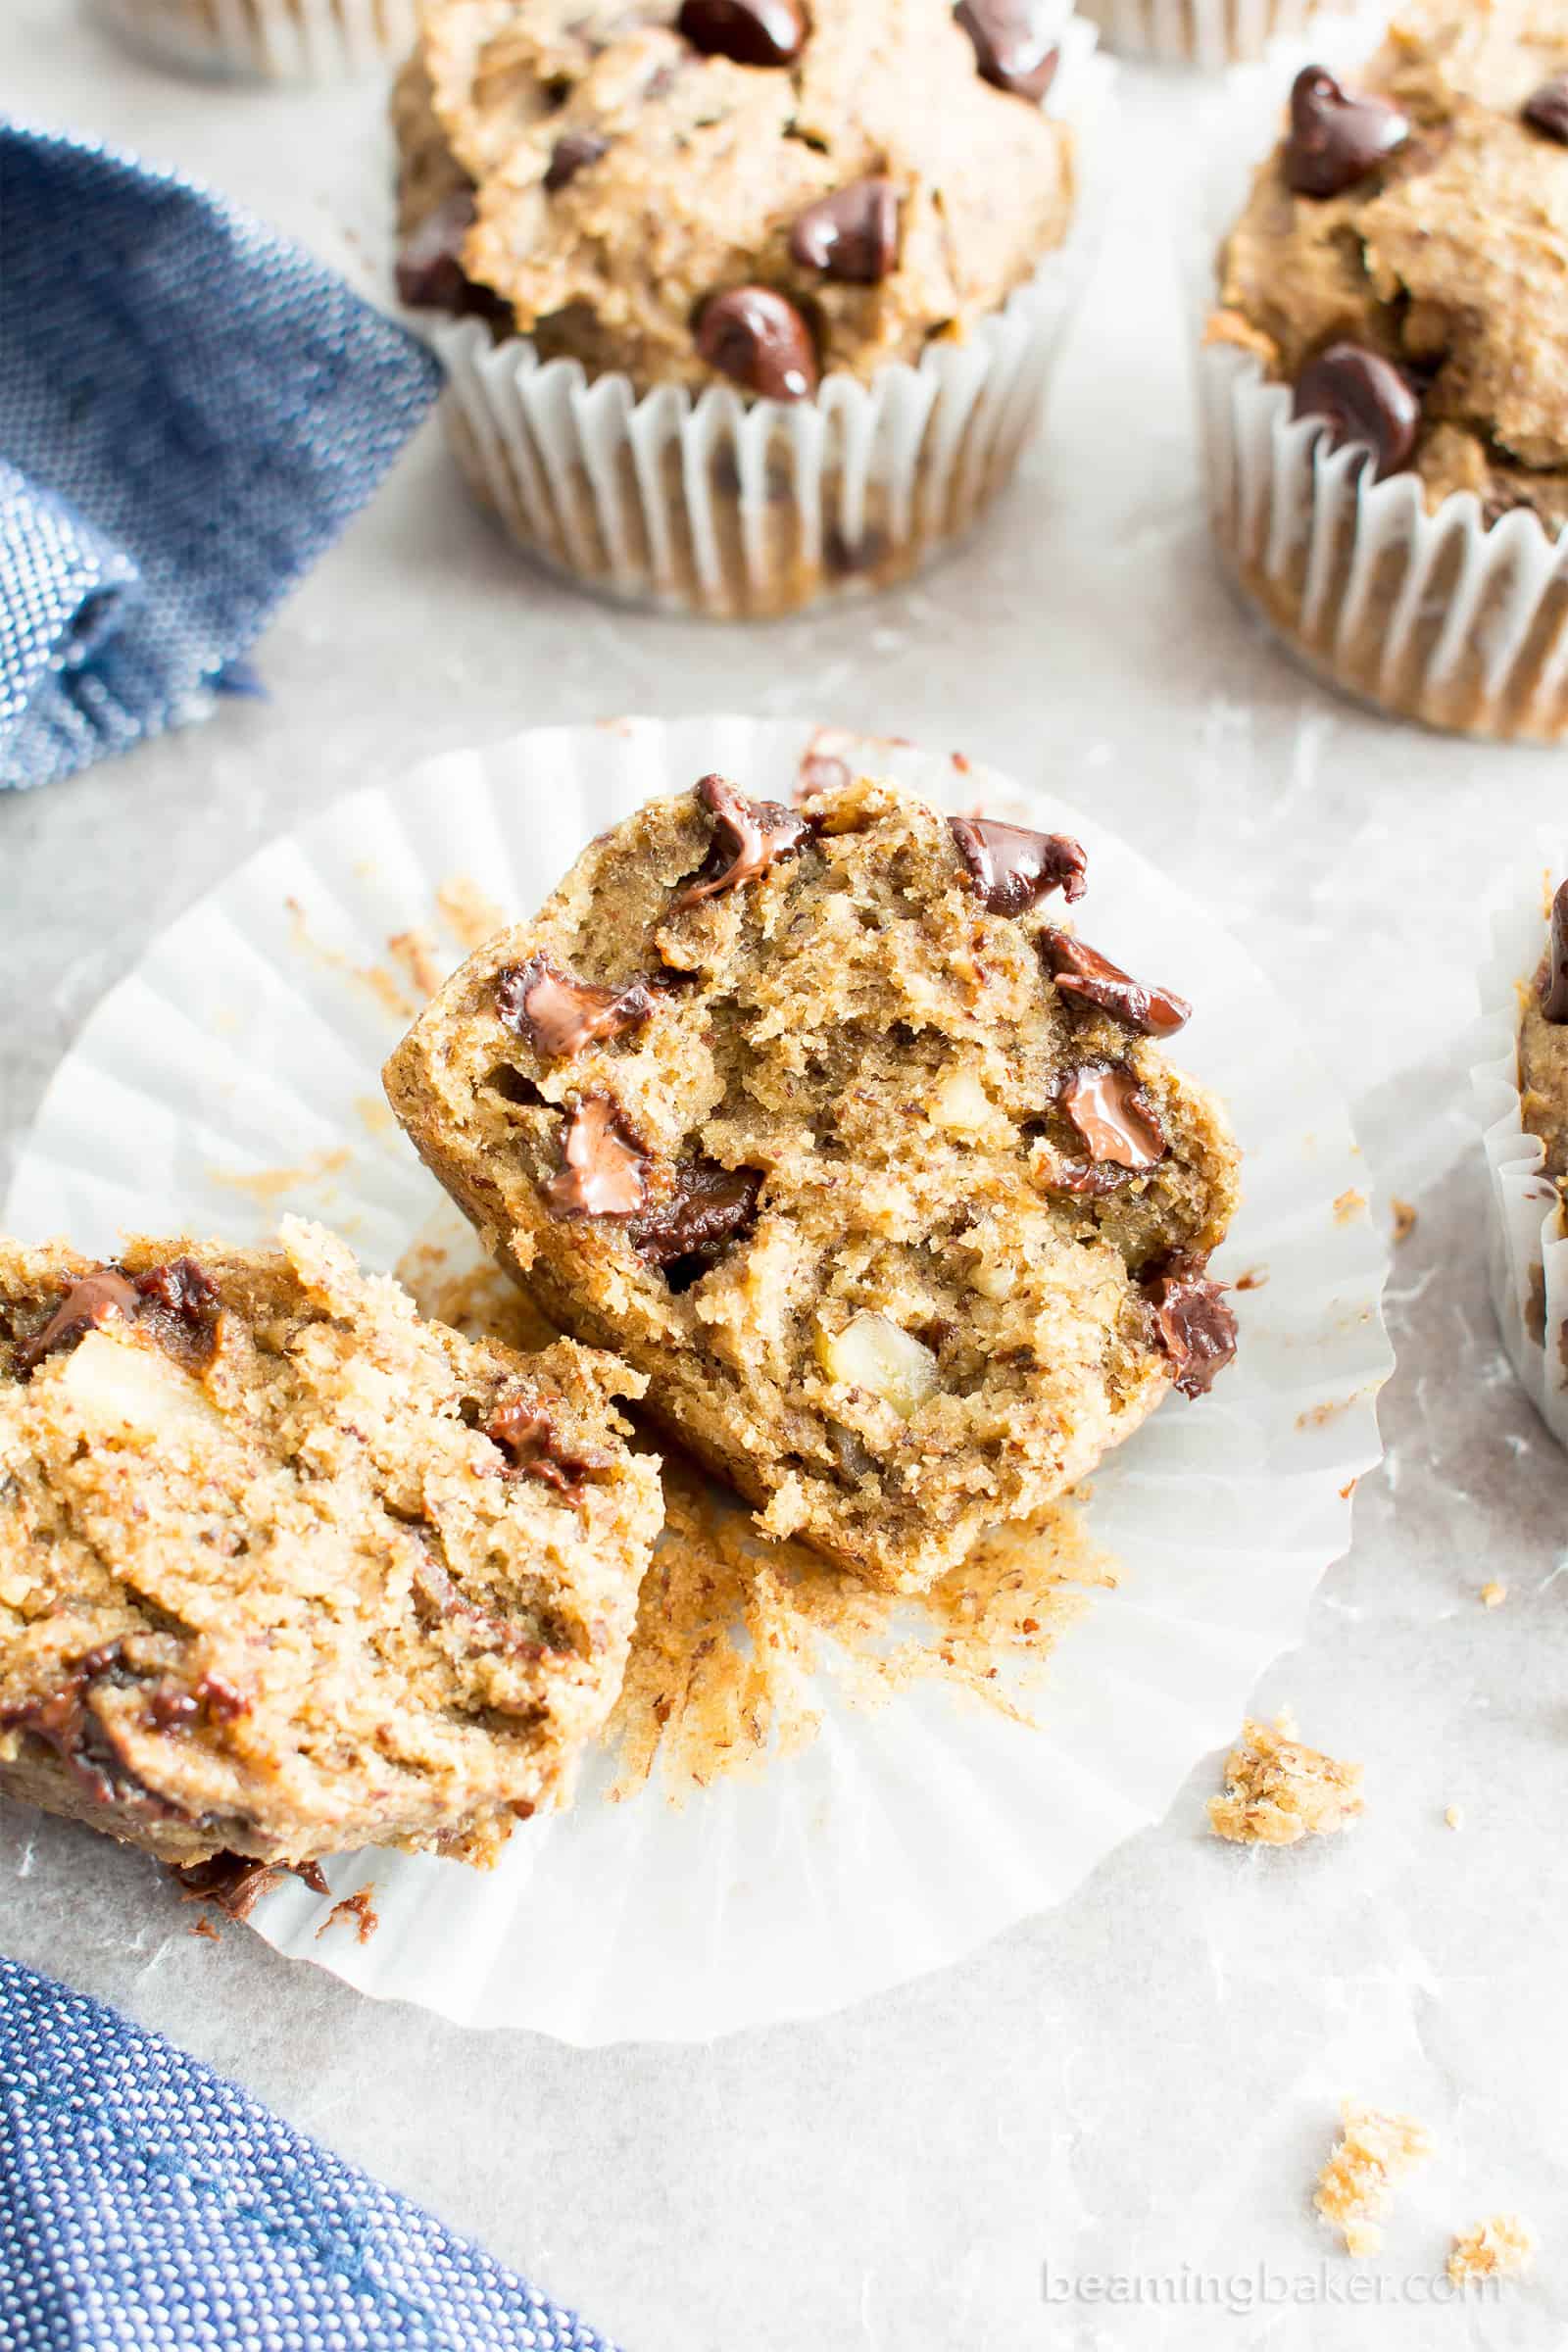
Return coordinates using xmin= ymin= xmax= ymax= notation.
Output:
xmin=1284 ymin=67 xmax=1409 ymax=198
xmin=677 ymin=0 xmax=807 ymax=65
xmin=673 ymin=773 xmax=813 ymax=908
xmin=1061 ymin=1066 xmax=1166 ymax=1170
xmin=1541 ymin=881 xmax=1568 ymax=1021
xmin=1524 ymin=75 xmax=1568 ymax=143
xmin=1147 ymin=1270 xmax=1238 ymax=1397
xmin=697 ymin=287 xmax=819 ymax=401
xmin=954 ymin=0 xmax=1058 ymax=101
xmin=790 ymin=180 xmax=901 ymax=283
xmin=1293 ymin=343 xmax=1420 ymax=478
xmin=546 ymin=1098 xmax=648 ymax=1218
xmin=1040 ymin=929 xmax=1190 ymax=1038
xmin=948 ymin=815 xmax=1088 ymax=916
xmin=496 ymin=953 xmax=655 ymax=1059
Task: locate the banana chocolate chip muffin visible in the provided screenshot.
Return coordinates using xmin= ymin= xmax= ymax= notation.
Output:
xmin=0 ymin=1219 xmax=662 ymax=1868
xmin=1204 ymin=0 xmax=1568 ymax=738
xmin=1517 ymin=880 xmax=1568 ymax=1189
xmin=385 ymin=771 xmax=1241 ymax=1594
xmin=392 ymin=0 xmax=1100 ymax=615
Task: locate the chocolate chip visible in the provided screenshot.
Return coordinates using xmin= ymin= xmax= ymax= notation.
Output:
xmin=1284 ymin=66 xmax=1408 ymax=197
xmin=954 ymin=0 xmax=1059 ymax=100
xmin=798 ymin=751 xmax=852 ymax=799
xmin=15 ymin=1268 xmax=139 ymax=1371
xmin=1146 ymin=1270 xmax=1238 ymax=1397
xmin=629 ymin=1159 xmax=762 ymax=1285
xmin=789 ymin=178 xmax=901 ymax=283
xmin=545 ymin=131 xmax=611 ymax=191
xmin=131 ymin=1256 xmax=222 ymax=1371
xmin=172 ymin=1853 xmax=327 ymax=1920
xmin=1040 ymin=929 xmax=1190 ymax=1038
xmin=697 ymin=288 xmax=818 ymax=401
xmin=1541 ymin=880 xmax=1568 ymax=1021
xmin=1524 ymin=74 xmax=1568 ymax=142
xmin=673 ymin=772 xmax=812 ymax=909
xmin=496 ymin=953 xmax=655 ymax=1059
xmin=0 ymin=1643 xmax=184 ymax=1819
xmin=948 ymin=816 xmax=1088 ymax=916
xmin=546 ymin=1096 xmax=648 ymax=1218
xmin=1293 ymin=342 xmax=1420 ymax=478
xmin=487 ymin=1395 xmax=613 ymax=1499
xmin=395 ymin=189 xmax=478 ymax=311
xmin=1060 ymin=1065 xmax=1166 ymax=1169
xmin=677 ymin=0 xmax=807 ymax=64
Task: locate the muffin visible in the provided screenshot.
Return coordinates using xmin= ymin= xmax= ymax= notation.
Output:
xmin=0 ymin=1218 xmax=662 ymax=1867
xmin=1201 ymin=0 xmax=1568 ymax=738
xmin=391 ymin=0 xmax=1109 ymax=617
xmin=1080 ymin=0 xmax=1354 ymax=71
xmin=87 ymin=0 xmax=418 ymax=77
xmin=384 ymin=769 xmax=1242 ymax=1593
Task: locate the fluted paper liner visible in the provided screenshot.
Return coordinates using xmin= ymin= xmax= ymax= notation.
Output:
xmin=428 ymin=20 xmax=1112 ymax=618
xmin=1192 ymin=22 xmax=1568 ymax=739
xmin=5 ymin=718 xmax=1391 ymax=2042
xmin=1476 ymin=852 xmax=1568 ymax=1447
xmin=89 ymin=0 xmax=416 ymax=78
xmin=1078 ymin=0 xmax=1358 ymax=69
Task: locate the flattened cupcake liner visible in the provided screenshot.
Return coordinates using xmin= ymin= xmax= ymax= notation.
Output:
xmin=5 ymin=719 xmax=1391 ymax=2042
xmin=1079 ymin=0 xmax=1356 ymax=71
xmin=87 ymin=0 xmax=416 ymax=79
xmin=1475 ymin=854 xmax=1568 ymax=1448
xmin=1192 ymin=26 xmax=1568 ymax=740
xmin=429 ymin=21 xmax=1114 ymax=620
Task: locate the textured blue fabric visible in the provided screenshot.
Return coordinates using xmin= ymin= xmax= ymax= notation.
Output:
xmin=0 ymin=122 xmax=440 ymax=790
xmin=0 ymin=1958 xmax=619 ymax=2352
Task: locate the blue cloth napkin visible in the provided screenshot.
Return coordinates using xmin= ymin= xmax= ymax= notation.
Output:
xmin=0 ymin=122 xmax=440 ymax=791
xmin=0 ymin=1956 xmax=618 ymax=2351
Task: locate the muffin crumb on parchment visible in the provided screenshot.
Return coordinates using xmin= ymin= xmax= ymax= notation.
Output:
xmin=1208 ymin=1714 xmax=1364 ymax=1845
xmin=1447 ymin=2214 xmax=1537 ymax=2285
xmin=1314 ymin=2102 xmax=1436 ymax=2259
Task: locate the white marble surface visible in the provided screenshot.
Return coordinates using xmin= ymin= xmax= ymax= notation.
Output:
xmin=2 ymin=9 xmax=1565 ymax=2348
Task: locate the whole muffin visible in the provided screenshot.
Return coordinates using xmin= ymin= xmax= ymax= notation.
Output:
xmin=88 ymin=0 xmax=416 ymax=78
xmin=393 ymin=0 xmax=1104 ymax=616
xmin=1202 ymin=0 xmax=1568 ymax=739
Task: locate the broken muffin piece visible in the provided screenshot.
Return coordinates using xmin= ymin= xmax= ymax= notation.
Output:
xmin=384 ymin=770 xmax=1242 ymax=1593
xmin=0 ymin=1217 xmax=662 ymax=1868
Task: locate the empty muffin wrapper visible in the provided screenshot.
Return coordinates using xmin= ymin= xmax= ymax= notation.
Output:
xmin=1076 ymin=0 xmax=1356 ymax=71
xmin=87 ymin=0 xmax=417 ymax=78
xmin=427 ymin=18 xmax=1113 ymax=619
xmin=1191 ymin=25 xmax=1568 ymax=742
xmin=4 ymin=717 xmax=1391 ymax=2042
xmin=1475 ymin=853 xmax=1568 ymax=1449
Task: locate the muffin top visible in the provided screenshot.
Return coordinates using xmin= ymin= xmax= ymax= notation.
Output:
xmin=1210 ymin=0 xmax=1568 ymax=529
xmin=393 ymin=0 xmax=1077 ymax=395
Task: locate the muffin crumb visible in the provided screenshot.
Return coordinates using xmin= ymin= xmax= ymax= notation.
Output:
xmin=1314 ymin=2101 xmax=1435 ymax=2258
xmin=1447 ymin=2214 xmax=1536 ymax=2285
xmin=1208 ymin=1716 xmax=1363 ymax=1845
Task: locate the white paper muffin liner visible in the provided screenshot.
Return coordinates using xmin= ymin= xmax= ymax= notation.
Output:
xmin=427 ymin=20 xmax=1113 ymax=619
xmin=1191 ymin=22 xmax=1568 ymax=739
xmin=87 ymin=0 xmax=416 ymax=79
xmin=1077 ymin=0 xmax=1358 ymax=70
xmin=1475 ymin=849 xmax=1568 ymax=1447
xmin=4 ymin=718 xmax=1391 ymax=2043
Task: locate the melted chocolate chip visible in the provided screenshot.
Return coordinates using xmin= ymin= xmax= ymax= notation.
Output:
xmin=677 ymin=0 xmax=807 ymax=64
xmin=673 ymin=772 xmax=812 ymax=909
xmin=1285 ymin=66 xmax=1409 ymax=198
xmin=790 ymin=179 xmax=901 ymax=283
xmin=1146 ymin=1270 xmax=1238 ymax=1398
xmin=412 ymin=1549 xmax=552 ymax=1656
xmin=396 ymin=189 xmax=478 ymax=312
xmin=496 ymin=953 xmax=655 ymax=1059
xmin=629 ymin=1159 xmax=762 ymax=1285
xmin=1040 ymin=929 xmax=1191 ymax=1037
xmin=1293 ymin=342 xmax=1420 ymax=478
xmin=132 ymin=1257 xmax=222 ymax=1371
xmin=0 ymin=1643 xmax=185 ymax=1819
xmin=1524 ymin=74 xmax=1568 ymax=142
xmin=15 ymin=1268 xmax=139 ymax=1371
xmin=1541 ymin=880 xmax=1568 ymax=1021
xmin=487 ymin=1396 xmax=613 ymax=1500
xmin=954 ymin=0 xmax=1058 ymax=99
xmin=545 ymin=131 xmax=612 ymax=191
xmin=1060 ymin=1065 xmax=1166 ymax=1169
xmin=697 ymin=288 xmax=818 ymax=401
xmin=546 ymin=1097 xmax=648 ymax=1218
xmin=948 ymin=816 xmax=1088 ymax=916
xmin=172 ymin=1853 xmax=328 ymax=1921
xmin=144 ymin=1672 xmax=250 ymax=1735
